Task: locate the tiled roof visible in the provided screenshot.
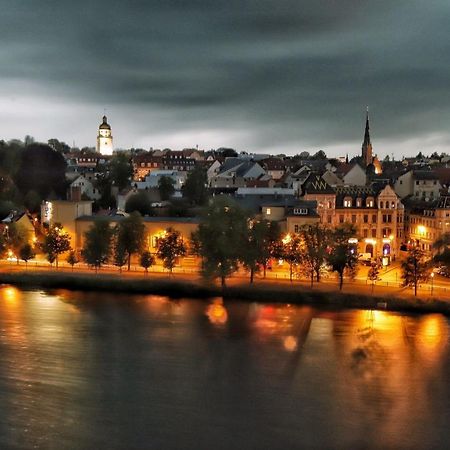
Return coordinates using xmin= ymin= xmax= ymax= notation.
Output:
xmin=302 ymin=174 xmax=335 ymax=194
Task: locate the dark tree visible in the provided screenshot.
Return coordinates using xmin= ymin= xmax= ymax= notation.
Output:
xmin=24 ymin=190 xmax=42 ymax=213
xmin=113 ymin=240 xmax=128 ymax=273
xmin=19 ymin=243 xmax=35 ymax=268
xmin=402 ymin=247 xmax=430 ymax=296
xmin=277 ymin=233 xmax=303 ymax=282
xmin=193 ymin=197 xmax=248 ymax=287
xmin=367 ymin=262 xmax=380 ymax=294
xmin=125 ymin=191 xmax=153 ymax=216
xmin=109 ymin=153 xmax=133 ymax=191
xmin=66 ymin=250 xmax=79 ymax=271
xmin=298 ymin=224 xmax=331 ymax=286
xmin=94 ymin=171 xmax=116 ymax=210
xmin=241 ymin=219 xmax=280 ymax=283
xmin=327 ymin=224 xmax=358 ymax=290
xmin=156 ymin=227 xmax=187 ymax=273
xmin=48 ymin=139 xmax=70 ymax=154
xmin=218 ymin=148 xmax=238 ymax=158
xmin=140 ymin=251 xmax=155 ymax=274
xmin=5 ymin=222 xmax=28 ymax=264
xmin=115 ymin=212 xmax=146 ymax=270
xmin=82 ymin=219 xmax=113 ymax=271
xmin=158 ymin=176 xmax=175 ymax=201
xmin=182 ymin=166 xmax=208 ymax=205
xmin=15 ymin=144 xmax=67 ymax=199
xmin=42 ymin=223 xmax=71 ymax=268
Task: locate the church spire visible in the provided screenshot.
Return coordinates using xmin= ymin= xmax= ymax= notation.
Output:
xmin=361 ymin=107 xmax=373 ymax=167
xmin=363 ymin=106 xmax=371 ymax=146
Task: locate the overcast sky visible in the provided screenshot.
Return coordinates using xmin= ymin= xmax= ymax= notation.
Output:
xmin=0 ymin=0 xmax=449 ymax=157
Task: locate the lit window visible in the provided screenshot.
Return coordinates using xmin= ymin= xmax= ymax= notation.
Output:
xmin=266 ymin=208 xmax=271 ymax=215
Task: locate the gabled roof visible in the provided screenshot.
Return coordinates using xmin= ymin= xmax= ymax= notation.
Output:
xmin=302 ymin=174 xmax=335 ymax=195
xmin=261 ymin=157 xmax=286 ymax=171
xmin=217 ymin=158 xmax=264 ymax=178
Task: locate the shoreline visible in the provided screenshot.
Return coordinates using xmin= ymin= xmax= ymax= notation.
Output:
xmin=0 ymin=270 xmax=449 ymax=316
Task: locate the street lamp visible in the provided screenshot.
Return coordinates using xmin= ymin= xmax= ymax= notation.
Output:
xmin=431 ymin=272 xmax=434 ymax=296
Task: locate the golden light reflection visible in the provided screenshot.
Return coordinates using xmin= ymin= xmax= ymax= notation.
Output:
xmin=2 ymin=286 xmax=20 ymax=303
xmin=206 ymin=299 xmax=228 ymax=326
xmin=416 ymin=314 xmax=448 ymax=362
xmin=283 ymin=335 xmax=298 ymax=352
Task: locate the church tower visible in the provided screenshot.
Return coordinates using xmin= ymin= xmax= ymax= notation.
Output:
xmin=361 ymin=108 xmax=373 ymax=167
xmin=96 ymin=115 xmax=113 ymax=155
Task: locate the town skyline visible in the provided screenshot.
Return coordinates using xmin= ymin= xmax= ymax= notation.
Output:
xmin=2 ymin=110 xmax=449 ymax=161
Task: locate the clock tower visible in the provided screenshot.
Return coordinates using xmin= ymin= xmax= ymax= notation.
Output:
xmin=96 ymin=115 xmax=113 ymax=155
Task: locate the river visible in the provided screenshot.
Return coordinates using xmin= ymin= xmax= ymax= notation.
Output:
xmin=0 ymin=286 xmax=448 ymax=449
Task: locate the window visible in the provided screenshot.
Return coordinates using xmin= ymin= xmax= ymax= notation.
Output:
xmin=339 ymin=215 xmax=344 ymax=223
xmin=372 ymin=229 xmax=377 ymax=238
xmin=380 ymin=201 xmax=384 ymax=208
xmin=344 ymin=197 xmax=352 ymax=208
xmin=351 ymin=215 xmax=357 ymax=224
xmin=293 ymin=208 xmax=308 ymax=215
xmin=266 ymin=208 xmax=271 ymax=215
xmin=372 ymin=214 xmax=377 ymax=223
xmin=416 ymin=180 xmax=419 ymax=185
xmin=327 ymin=216 xmax=332 ymax=224
xmin=356 ymin=198 xmax=362 ymax=207
xmin=294 ymin=225 xmax=299 ymax=233
xmin=366 ymin=197 xmax=374 ymax=207
xmin=363 ymin=214 xmax=368 ymax=223
xmin=363 ymin=229 xmax=368 ymax=238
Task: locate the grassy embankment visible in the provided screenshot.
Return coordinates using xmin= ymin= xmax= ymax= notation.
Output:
xmin=0 ymin=270 xmax=448 ymax=316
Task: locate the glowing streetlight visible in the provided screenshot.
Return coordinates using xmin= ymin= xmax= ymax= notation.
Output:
xmin=431 ymin=272 xmax=435 ymax=296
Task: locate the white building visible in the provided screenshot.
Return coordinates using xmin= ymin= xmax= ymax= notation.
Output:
xmin=70 ymin=175 xmax=101 ymax=201
xmin=96 ymin=115 xmax=113 ymax=155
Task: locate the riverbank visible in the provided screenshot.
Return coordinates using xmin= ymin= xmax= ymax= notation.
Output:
xmin=1 ymin=270 xmax=449 ymax=316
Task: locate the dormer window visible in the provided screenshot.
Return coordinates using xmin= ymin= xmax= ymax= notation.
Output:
xmin=366 ymin=197 xmax=374 ymax=207
xmin=356 ymin=198 xmax=362 ymax=207
xmin=293 ymin=208 xmax=308 ymax=215
xmin=343 ymin=197 xmax=352 ymax=208
xmin=380 ymin=201 xmax=384 ymax=208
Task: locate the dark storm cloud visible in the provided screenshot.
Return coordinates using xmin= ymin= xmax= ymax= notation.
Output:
xmin=0 ymin=0 xmax=450 ymax=154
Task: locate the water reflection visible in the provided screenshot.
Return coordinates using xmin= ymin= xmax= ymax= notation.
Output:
xmin=0 ymin=287 xmax=448 ymax=449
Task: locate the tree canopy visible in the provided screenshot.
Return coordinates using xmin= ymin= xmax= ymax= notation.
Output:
xmin=41 ymin=223 xmax=71 ymax=268
xmin=182 ymin=166 xmax=208 ymax=205
xmin=115 ymin=212 xmax=146 ymax=270
xmin=82 ymin=219 xmax=114 ymax=271
xmin=156 ymin=227 xmax=187 ymax=273
xmin=15 ymin=143 xmax=67 ymax=199
xmin=158 ymin=176 xmax=175 ymax=201
xmin=193 ymin=197 xmax=248 ymax=287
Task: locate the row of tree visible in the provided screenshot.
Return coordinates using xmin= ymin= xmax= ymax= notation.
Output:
xmin=192 ymin=198 xmax=359 ymax=288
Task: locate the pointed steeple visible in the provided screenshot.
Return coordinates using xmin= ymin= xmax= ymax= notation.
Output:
xmin=363 ymin=107 xmax=371 ymax=146
xmin=361 ymin=107 xmax=373 ymax=167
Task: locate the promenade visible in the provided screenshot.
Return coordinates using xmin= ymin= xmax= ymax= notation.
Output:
xmin=1 ymin=257 xmax=449 ymax=302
